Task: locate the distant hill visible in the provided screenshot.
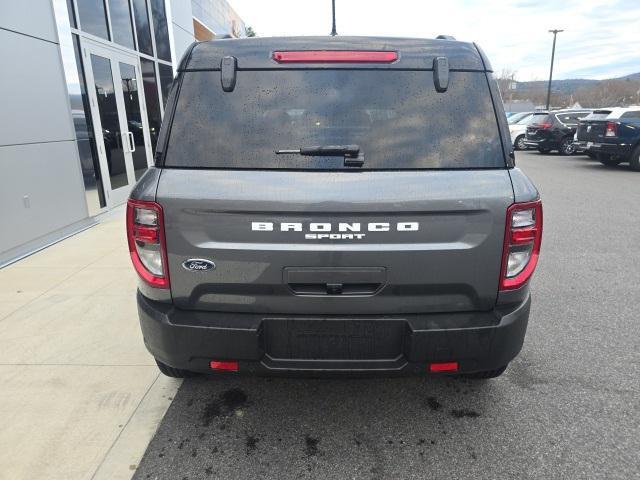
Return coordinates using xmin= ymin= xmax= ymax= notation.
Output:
xmin=514 ymin=72 xmax=640 ymax=95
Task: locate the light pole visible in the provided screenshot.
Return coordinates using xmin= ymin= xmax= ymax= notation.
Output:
xmin=330 ymin=0 xmax=337 ymax=36
xmin=545 ymin=29 xmax=563 ymax=110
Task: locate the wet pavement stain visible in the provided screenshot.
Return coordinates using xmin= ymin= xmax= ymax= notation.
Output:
xmin=245 ymin=435 xmax=259 ymax=453
xmin=450 ymin=408 xmax=480 ymax=418
xmin=304 ymin=435 xmax=319 ymax=456
xmin=426 ymin=396 xmax=442 ymax=411
xmin=201 ymin=388 xmax=248 ymax=427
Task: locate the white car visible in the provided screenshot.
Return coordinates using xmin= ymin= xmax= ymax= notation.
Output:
xmin=510 ymin=112 xmax=547 ymax=150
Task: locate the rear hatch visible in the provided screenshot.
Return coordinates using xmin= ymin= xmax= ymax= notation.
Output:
xmin=157 ymin=42 xmax=513 ymax=315
xmin=526 ymin=113 xmax=553 ymax=141
xmin=576 ymin=110 xmax=611 ymax=142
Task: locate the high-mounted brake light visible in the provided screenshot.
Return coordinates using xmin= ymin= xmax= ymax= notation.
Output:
xmin=499 ymin=200 xmax=543 ymax=291
xmin=126 ymin=199 xmax=170 ymax=288
xmin=605 ymin=121 xmax=617 ymax=137
xmin=272 ymin=50 xmax=398 ymax=64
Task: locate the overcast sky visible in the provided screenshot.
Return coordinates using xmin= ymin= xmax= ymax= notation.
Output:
xmin=228 ymin=0 xmax=640 ymax=81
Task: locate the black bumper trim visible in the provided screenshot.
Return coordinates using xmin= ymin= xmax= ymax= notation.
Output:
xmin=137 ymin=291 xmax=530 ymax=375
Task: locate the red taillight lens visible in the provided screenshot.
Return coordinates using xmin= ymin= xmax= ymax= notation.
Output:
xmin=499 ymin=200 xmax=543 ymax=291
xmin=272 ymin=50 xmax=398 ymax=64
xmin=210 ymin=360 xmax=239 ymax=372
xmin=536 ymin=122 xmax=552 ymax=130
xmin=605 ymin=121 xmax=617 ymax=137
xmin=126 ymin=199 xmax=169 ymax=289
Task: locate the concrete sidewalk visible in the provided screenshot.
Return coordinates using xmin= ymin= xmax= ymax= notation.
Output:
xmin=0 ymin=207 xmax=180 ymax=480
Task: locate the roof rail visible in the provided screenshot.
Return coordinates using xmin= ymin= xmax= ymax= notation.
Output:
xmin=436 ymin=35 xmax=456 ymax=40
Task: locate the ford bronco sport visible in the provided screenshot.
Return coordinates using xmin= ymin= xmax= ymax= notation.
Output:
xmin=127 ymin=36 xmax=542 ymax=379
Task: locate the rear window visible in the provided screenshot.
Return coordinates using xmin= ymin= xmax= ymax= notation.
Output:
xmin=530 ymin=113 xmax=550 ymax=125
xmin=555 ymin=112 xmax=589 ymax=126
xmin=621 ymin=110 xmax=640 ymax=119
xmin=164 ymin=70 xmax=505 ymax=170
xmin=584 ymin=110 xmax=612 ymax=121
xmin=515 ymin=113 xmax=537 ymax=125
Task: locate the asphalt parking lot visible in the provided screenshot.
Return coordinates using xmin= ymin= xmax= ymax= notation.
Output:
xmin=133 ymin=151 xmax=640 ymax=480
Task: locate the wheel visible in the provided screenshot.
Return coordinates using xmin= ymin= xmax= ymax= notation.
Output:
xmin=559 ymin=137 xmax=575 ymax=156
xmin=537 ymin=147 xmax=551 ymax=154
xmin=514 ymin=135 xmax=526 ymax=151
xmin=458 ymin=365 xmax=508 ymax=379
xmin=630 ymin=145 xmax=640 ymax=171
xmin=597 ymin=153 xmax=621 ymax=167
xmin=155 ymin=359 xmax=198 ymax=378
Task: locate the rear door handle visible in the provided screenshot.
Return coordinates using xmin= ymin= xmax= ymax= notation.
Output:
xmin=127 ymin=131 xmax=136 ymax=153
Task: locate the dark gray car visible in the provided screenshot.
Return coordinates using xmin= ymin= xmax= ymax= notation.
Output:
xmin=127 ymin=36 xmax=542 ymax=379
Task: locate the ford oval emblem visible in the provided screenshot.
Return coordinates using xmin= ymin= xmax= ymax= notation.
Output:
xmin=182 ymin=259 xmax=216 ymax=272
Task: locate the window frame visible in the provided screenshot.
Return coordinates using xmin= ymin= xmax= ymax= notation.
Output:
xmin=67 ymin=0 xmax=173 ymax=120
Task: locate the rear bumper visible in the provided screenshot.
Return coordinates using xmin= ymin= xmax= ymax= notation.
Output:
xmin=582 ymin=142 xmax=631 ymax=158
xmin=524 ymin=138 xmax=555 ymax=150
xmin=137 ymin=291 xmax=531 ymax=376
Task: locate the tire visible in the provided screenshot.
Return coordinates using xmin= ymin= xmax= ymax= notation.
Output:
xmin=630 ymin=145 xmax=640 ymax=171
xmin=537 ymin=147 xmax=551 ymax=154
xmin=514 ymin=135 xmax=526 ymax=151
xmin=458 ymin=365 xmax=508 ymax=379
xmin=597 ymin=153 xmax=621 ymax=167
xmin=559 ymin=137 xmax=575 ymax=156
xmin=155 ymin=359 xmax=198 ymax=378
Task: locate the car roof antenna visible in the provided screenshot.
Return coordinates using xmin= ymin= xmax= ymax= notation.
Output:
xmin=330 ymin=0 xmax=338 ymax=36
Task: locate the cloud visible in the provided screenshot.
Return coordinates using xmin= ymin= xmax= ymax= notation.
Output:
xmin=229 ymin=0 xmax=640 ymax=80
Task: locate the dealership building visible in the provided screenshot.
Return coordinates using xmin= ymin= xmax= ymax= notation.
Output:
xmin=0 ymin=0 xmax=246 ymax=266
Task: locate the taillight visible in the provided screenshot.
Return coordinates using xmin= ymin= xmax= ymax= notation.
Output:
xmin=272 ymin=50 xmax=398 ymax=63
xmin=126 ymin=199 xmax=170 ymax=288
xmin=537 ymin=122 xmax=552 ymax=130
xmin=605 ymin=121 xmax=617 ymax=137
xmin=499 ymin=200 xmax=543 ymax=291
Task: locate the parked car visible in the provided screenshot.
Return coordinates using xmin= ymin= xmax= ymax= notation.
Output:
xmin=127 ymin=36 xmax=542 ymax=380
xmin=524 ymin=109 xmax=592 ymax=155
xmin=574 ymin=107 xmax=640 ymax=170
xmin=510 ymin=112 xmax=546 ymax=150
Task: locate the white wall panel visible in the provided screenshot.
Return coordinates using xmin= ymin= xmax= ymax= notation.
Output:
xmin=0 ymin=29 xmax=75 ymax=146
xmin=171 ymin=22 xmax=195 ymax=62
xmin=0 ymin=0 xmax=58 ymax=43
xmin=170 ymin=0 xmax=194 ymax=35
xmin=0 ymin=141 xmax=88 ymax=256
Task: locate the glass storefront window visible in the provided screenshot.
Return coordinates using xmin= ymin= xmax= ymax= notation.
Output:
xmin=119 ymin=62 xmax=150 ymax=180
xmin=70 ymin=34 xmax=106 ymax=214
xmin=150 ymin=0 xmax=171 ymax=61
xmin=140 ymin=58 xmax=162 ymax=152
xmin=76 ymin=0 xmax=109 ymax=40
xmin=158 ymin=63 xmax=173 ymax=107
xmin=91 ymin=54 xmax=129 ymax=190
xmin=108 ymin=0 xmax=135 ymax=49
xmin=132 ymin=0 xmax=153 ymax=55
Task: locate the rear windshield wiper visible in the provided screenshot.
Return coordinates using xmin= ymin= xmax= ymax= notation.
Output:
xmin=275 ymin=145 xmax=364 ymax=167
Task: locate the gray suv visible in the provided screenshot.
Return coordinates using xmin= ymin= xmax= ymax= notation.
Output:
xmin=127 ymin=36 xmax=542 ymax=379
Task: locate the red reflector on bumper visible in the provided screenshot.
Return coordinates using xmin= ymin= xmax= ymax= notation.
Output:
xmin=429 ymin=362 xmax=459 ymax=372
xmin=210 ymin=360 xmax=239 ymax=372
